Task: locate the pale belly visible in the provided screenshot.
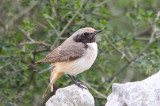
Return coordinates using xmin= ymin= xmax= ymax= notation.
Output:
xmin=55 ymin=43 xmax=98 ymax=75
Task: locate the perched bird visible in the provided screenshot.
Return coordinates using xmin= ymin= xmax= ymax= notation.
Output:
xmin=36 ymin=27 xmax=102 ymax=97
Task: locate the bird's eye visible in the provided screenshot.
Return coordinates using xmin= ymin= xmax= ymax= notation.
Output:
xmin=84 ymin=32 xmax=89 ymax=36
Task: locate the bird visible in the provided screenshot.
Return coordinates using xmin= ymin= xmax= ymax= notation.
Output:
xmin=36 ymin=27 xmax=102 ymax=97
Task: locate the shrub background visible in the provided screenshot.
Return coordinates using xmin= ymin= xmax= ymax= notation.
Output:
xmin=0 ymin=0 xmax=160 ymax=105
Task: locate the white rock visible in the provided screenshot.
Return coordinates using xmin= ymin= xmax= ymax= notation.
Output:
xmin=46 ymin=84 xmax=95 ymax=106
xmin=106 ymin=71 xmax=160 ymax=106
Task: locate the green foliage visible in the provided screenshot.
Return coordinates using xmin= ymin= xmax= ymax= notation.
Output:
xmin=0 ymin=0 xmax=160 ymax=105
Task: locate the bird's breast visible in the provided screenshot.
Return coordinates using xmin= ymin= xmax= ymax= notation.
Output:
xmin=83 ymin=43 xmax=98 ymax=64
xmin=55 ymin=43 xmax=98 ymax=75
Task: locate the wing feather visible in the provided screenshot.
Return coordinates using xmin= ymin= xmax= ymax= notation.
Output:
xmin=36 ymin=43 xmax=85 ymax=63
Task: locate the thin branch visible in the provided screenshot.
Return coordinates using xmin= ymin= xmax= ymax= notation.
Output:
xmin=19 ymin=27 xmax=52 ymax=50
xmin=48 ymin=0 xmax=57 ymax=18
xmin=94 ymin=0 xmax=112 ymax=8
xmin=0 ymin=55 xmax=10 ymax=58
xmin=37 ymin=22 xmax=47 ymax=29
xmin=94 ymin=96 xmax=107 ymax=100
xmin=20 ymin=41 xmax=51 ymax=50
xmin=18 ymin=28 xmax=35 ymax=42
xmin=0 ymin=62 xmax=12 ymax=70
xmin=126 ymin=47 xmax=134 ymax=58
xmin=34 ymin=48 xmax=49 ymax=54
xmin=47 ymin=20 xmax=60 ymax=37
xmin=0 ymin=92 xmax=18 ymax=106
xmin=51 ymin=0 xmax=87 ymax=49
xmin=62 ymin=11 xmax=72 ymax=20
xmin=108 ymin=30 xmax=159 ymax=82
xmin=135 ymin=26 xmax=152 ymax=37
xmin=81 ymin=80 xmax=107 ymax=99
xmin=97 ymin=66 xmax=109 ymax=81
xmin=105 ymin=36 xmax=130 ymax=62
xmin=108 ymin=11 xmax=160 ymax=82
xmin=105 ymin=77 xmax=116 ymax=92
xmin=10 ymin=64 xmax=27 ymax=80
xmin=8 ymin=2 xmax=38 ymax=26
xmin=59 ymin=37 xmax=68 ymax=40
xmin=39 ymin=66 xmax=53 ymax=74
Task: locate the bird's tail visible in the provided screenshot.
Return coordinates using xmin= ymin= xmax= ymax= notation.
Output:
xmin=42 ymin=68 xmax=63 ymax=98
xmin=50 ymin=67 xmax=56 ymax=92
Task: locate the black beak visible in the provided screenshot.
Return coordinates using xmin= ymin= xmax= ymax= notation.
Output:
xmin=90 ymin=30 xmax=103 ymax=37
xmin=94 ymin=30 xmax=103 ymax=34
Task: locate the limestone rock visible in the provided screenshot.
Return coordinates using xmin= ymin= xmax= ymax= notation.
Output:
xmin=46 ymin=84 xmax=94 ymax=106
xmin=106 ymin=71 xmax=160 ymax=106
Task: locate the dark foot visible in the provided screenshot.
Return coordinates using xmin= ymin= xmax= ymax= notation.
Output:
xmin=75 ymin=82 xmax=87 ymax=90
xmin=77 ymin=81 xmax=85 ymax=85
xmin=67 ymin=74 xmax=87 ymax=89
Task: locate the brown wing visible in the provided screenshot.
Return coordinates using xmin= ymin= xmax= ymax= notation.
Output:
xmin=36 ymin=43 xmax=85 ymax=63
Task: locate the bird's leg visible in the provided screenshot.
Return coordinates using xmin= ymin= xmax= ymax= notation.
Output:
xmin=67 ymin=74 xmax=77 ymax=83
xmin=72 ymin=76 xmax=78 ymax=83
xmin=72 ymin=76 xmax=85 ymax=85
xmin=67 ymin=74 xmax=87 ymax=89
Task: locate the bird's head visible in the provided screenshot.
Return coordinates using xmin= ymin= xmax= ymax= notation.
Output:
xmin=73 ymin=27 xmax=102 ymax=43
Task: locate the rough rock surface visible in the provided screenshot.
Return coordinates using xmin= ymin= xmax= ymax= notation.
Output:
xmin=46 ymin=84 xmax=94 ymax=106
xmin=106 ymin=71 xmax=160 ymax=106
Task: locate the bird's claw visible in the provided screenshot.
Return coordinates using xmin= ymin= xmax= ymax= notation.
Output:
xmin=75 ymin=82 xmax=88 ymax=90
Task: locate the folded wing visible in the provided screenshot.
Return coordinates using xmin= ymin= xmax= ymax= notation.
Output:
xmin=36 ymin=43 xmax=85 ymax=63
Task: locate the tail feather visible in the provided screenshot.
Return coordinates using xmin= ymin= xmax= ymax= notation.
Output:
xmin=50 ymin=68 xmax=56 ymax=92
xmin=42 ymin=69 xmax=63 ymax=98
